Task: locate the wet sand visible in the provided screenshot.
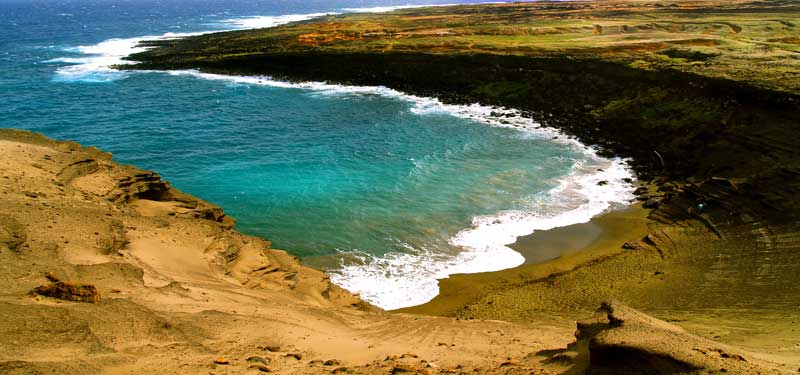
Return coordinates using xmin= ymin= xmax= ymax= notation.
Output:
xmin=399 ymin=205 xmax=651 ymax=317
xmin=508 ymin=206 xmax=644 ymax=264
xmin=401 ymin=199 xmax=800 ymax=369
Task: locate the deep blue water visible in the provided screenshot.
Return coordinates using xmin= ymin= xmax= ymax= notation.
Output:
xmin=0 ymin=0 xmax=634 ymax=309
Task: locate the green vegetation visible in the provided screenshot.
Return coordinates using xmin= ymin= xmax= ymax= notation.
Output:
xmin=133 ymin=0 xmax=800 ymax=93
xmin=127 ymin=0 xmax=800 ymax=223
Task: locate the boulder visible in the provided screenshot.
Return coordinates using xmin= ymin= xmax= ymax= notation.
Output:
xmin=33 ymin=276 xmax=100 ymax=303
xmin=643 ymin=198 xmax=661 ymax=209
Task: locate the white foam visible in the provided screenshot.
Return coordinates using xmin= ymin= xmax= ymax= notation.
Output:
xmin=50 ymin=32 xmax=204 ymax=82
xmin=341 ymin=1 xmax=506 ymax=13
xmin=331 ymin=149 xmax=634 ymax=310
xmin=49 ymin=2 xmax=517 ymax=82
xmin=217 ymin=13 xmax=334 ymax=29
xmin=164 ymin=70 xmax=637 ymax=310
xmin=329 ymin=153 xmax=634 ymax=310
xmin=48 ymin=12 xmax=335 ymax=82
xmin=51 ymin=3 xmax=636 ymax=309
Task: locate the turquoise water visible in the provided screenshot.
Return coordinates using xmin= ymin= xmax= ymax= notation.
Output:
xmin=0 ymin=0 xmax=634 ymax=309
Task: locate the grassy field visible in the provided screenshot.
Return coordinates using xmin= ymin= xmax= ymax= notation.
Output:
xmin=136 ymin=0 xmax=800 ymax=93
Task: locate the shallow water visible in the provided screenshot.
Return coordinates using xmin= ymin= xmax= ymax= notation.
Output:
xmin=0 ymin=0 xmax=634 ymax=309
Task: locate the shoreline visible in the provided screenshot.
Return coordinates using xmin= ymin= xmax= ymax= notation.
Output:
xmin=4 ymin=128 xmax=794 ymax=373
xmin=398 ymin=203 xmax=651 ymax=315
xmin=6 ymin=0 xmax=800 ymax=372
xmin=49 ymin=19 xmax=643 ymax=309
xmin=160 ymin=71 xmax=637 ymax=311
xmin=302 ymin=199 xmax=643 ymax=310
xmin=46 ymin=39 xmax=644 ymax=309
xmin=509 ymin=204 xmax=647 ymax=265
xmin=111 ymin=0 xmax=800 ymax=315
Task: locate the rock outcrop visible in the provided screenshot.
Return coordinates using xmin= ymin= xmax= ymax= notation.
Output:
xmin=577 ymin=302 xmax=777 ymax=375
xmin=2 ymin=130 xmax=797 ymax=374
xmin=33 ymin=273 xmax=100 ymax=303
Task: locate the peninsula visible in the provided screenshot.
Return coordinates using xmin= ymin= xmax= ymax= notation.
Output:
xmin=2 ymin=0 xmax=799 ymax=374
xmin=127 ymin=0 xmax=800 ymax=371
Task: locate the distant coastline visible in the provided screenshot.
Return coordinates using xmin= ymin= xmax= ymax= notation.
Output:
xmin=121 ymin=0 xmax=800 ymax=314
xmin=6 ymin=0 xmax=800 ymax=373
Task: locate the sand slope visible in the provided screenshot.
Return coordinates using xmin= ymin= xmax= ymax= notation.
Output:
xmin=0 ymin=129 xmax=792 ymax=374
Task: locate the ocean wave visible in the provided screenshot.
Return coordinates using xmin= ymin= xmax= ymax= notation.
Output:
xmin=47 ymin=11 xmax=330 ymax=83
xmin=331 ymin=154 xmax=633 ymax=310
xmin=330 ymin=158 xmax=633 ymax=310
xmin=49 ymin=32 xmax=203 ymax=82
xmin=50 ymin=3 xmax=636 ymax=309
xmin=48 ymin=2 xmax=513 ymax=83
xmin=216 ymin=13 xmax=333 ymax=29
xmin=341 ymin=1 xmax=506 ymax=13
xmin=164 ymin=70 xmax=637 ymax=310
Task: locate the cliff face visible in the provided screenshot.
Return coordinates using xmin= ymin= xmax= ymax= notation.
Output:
xmin=0 ymin=129 xmax=561 ymax=374
xmin=1 ymin=129 xmax=793 ymax=374
xmin=0 ymin=129 xmax=357 ymax=306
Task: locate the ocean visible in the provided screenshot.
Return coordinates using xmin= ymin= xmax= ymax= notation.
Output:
xmin=0 ymin=0 xmax=635 ymax=310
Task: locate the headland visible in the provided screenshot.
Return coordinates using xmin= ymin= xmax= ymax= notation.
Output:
xmin=3 ymin=0 xmax=800 ymax=373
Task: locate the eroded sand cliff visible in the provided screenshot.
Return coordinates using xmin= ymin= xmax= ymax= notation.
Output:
xmin=0 ymin=129 xmax=796 ymax=374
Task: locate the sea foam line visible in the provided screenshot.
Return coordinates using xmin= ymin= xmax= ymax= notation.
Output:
xmin=50 ymin=3 xmax=636 ymax=310
xmin=164 ymin=70 xmax=637 ymax=310
xmin=47 ymin=31 xmax=206 ymax=82
xmin=47 ymin=12 xmax=330 ymax=82
xmin=47 ymin=2 xmax=514 ymax=82
xmin=340 ymin=2 xmax=506 ymax=13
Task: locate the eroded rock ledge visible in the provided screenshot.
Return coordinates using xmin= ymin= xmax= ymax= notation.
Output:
xmin=1 ymin=130 xmax=796 ymax=373
xmin=0 ymin=128 xmax=360 ymax=305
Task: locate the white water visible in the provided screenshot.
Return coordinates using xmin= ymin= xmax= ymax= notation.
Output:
xmin=47 ymin=5 xmax=637 ymax=310
xmin=164 ymin=70 xmax=637 ymax=310
xmin=48 ymin=3 xmax=512 ymax=82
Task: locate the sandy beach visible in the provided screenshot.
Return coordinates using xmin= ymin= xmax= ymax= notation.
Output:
xmin=510 ymin=205 xmax=650 ymax=265
xmin=400 ymin=205 xmax=652 ymax=320
xmin=405 ymin=196 xmax=800 ymax=367
xmin=4 ymin=0 xmax=800 ymax=373
xmin=2 ymin=129 xmax=797 ymax=374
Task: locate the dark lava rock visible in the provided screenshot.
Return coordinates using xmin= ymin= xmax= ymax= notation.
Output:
xmin=391 ymin=364 xmax=415 ymax=374
xmin=33 ymin=275 xmax=100 ymax=303
xmin=643 ymin=198 xmax=662 ymax=209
